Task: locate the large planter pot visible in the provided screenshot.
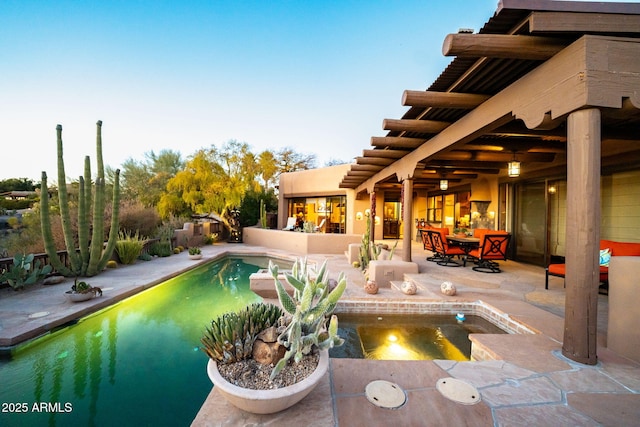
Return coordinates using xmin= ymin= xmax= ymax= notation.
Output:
xmin=65 ymin=291 xmax=94 ymax=302
xmin=206 ymin=349 xmax=329 ymax=414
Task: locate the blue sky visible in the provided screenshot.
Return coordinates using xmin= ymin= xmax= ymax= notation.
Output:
xmin=0 ymin=0 xmax=626 ymax=182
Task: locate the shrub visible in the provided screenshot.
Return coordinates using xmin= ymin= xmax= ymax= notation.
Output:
xmin=115 ymin=231 xmax=146 ymax=264
xmin=118 ymin=202 xmax=162 ymax=238
xmin=149 ymin=242 xmax=172 ymax=257
xmin=138 ymin=252 xmax=152 ymax=261
xmin=188 ymin=246 xmax=201 ymax=255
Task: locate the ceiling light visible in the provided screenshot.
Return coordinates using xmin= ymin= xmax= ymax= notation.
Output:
xmin=440 ymin=179 xmax=449 ymax=191
xmin=508 ymin=153 xmax=520 ymax=177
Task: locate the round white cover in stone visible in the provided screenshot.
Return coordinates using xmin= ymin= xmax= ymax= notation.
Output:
xmin=365 ymin=380 xmax=406 ymax=409
xmin=436 ymin=378 xmax=481 ymax=405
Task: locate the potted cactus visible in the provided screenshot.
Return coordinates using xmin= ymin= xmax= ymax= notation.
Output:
xmin=201 ymin=257 xmax=346 ymax=414
xmin=188 ymin=246 xmax=202 ymax=260
xmin=65 ymin=278 xmax=103 ymax=302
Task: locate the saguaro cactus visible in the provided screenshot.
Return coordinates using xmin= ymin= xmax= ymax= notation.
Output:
xmin=40 ymin=121 xmax=120 ymax=277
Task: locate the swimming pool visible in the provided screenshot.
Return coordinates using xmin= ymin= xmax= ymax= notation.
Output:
xmin=0 ymin=256 xmax=292 ymax=427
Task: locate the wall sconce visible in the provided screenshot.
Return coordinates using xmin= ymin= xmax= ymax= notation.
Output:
xmin=508 ymin=153 xmax=520 ymax=177
xmin=439 ymin=179 xmax=448 ymax=190
xmin=356 ymin=211 xmax=363 ymax=221
xmin=364 ymin=209 xmax=370 ymax=216
xmin=375 ymin=216 xmax=381 ymax=225
xmin=548 ymin=185 xmax=557 ymax=194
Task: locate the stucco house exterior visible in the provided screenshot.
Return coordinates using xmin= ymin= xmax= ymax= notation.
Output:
xmin=276 ymin=0 xmax=640 ymax=364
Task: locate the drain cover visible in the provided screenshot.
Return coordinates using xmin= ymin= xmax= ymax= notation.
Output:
xmin=436 ymin=378 xmax=481 ymax=405
xmin=365 ymin=380 xmax=406 ymax=409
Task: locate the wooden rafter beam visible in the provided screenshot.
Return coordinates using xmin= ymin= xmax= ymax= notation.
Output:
xmin=442 ymin=33 xmax=567 ymax=60
xmin=433 ymin=151 xmax=555 ymax=163
xmin=361 ymin=149 xmax=409 ymax=159
xmin=350 ymin=164 xmax=384 ymax=172
xmin=402 ymin=90 xmax=490 ymax=108
xmin=529 ymin=11 xmax=640 ymax=34
xmin=382 ymin=118 xmax=450 ymax=133
xmin=371 ymin=136 xmax=426 ymax=149
xmin=355 ymin=157 xmax=395 ymax=166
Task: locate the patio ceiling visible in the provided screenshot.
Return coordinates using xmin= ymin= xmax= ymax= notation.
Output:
xmin=340 ymin=0 xmax=640 ymax=193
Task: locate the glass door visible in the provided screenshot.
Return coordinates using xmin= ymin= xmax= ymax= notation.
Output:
xmin=514 ymin=182 xmax=547 ymax=265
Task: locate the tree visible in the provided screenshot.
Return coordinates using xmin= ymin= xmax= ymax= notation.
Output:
xmin=120 ymin=149 xmax=184 ymax=207
xmin=276 ymin=147 xmax=317 ymax=173
xmin=0 ymin=178 xmax=36 ymax=193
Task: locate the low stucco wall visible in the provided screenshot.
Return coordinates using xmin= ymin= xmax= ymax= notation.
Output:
xmin=607 ymin=256 xmax=640 ymax=363
xmin=242 ymin=227 xmax=361 ymax=254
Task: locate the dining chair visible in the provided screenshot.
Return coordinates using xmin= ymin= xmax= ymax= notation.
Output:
xmin=426 ymin=229 xmax=466 ymax=267
xmin=465 ymin=233 xmax=511 ymax=273
xmin=419 ymin=228 xmax=447 ymax=262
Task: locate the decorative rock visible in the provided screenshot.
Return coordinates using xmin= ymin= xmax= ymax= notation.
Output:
xmin=440 ymin=281 xmax=457 ymax=296
xmin=400 ymin=280 xmax=417 ymax=295
xmin=252 ymin=340 xmax=286 ymax=365
xmin=253 ymin=326 xmax=286 ymax=364
xmin=43 ymin=275 xmax=65 ymax=285
xmin=364 ymin=280 xmax=378 ymax=294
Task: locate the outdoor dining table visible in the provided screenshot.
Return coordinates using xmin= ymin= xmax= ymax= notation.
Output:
xmin=446 ymin=235 xmax=480 ymax=255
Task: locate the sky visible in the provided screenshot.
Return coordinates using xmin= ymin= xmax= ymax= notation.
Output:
xmin=0 ymin=0 xmax=630 ymax=183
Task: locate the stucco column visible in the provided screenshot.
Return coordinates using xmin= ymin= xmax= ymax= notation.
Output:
xmin=369 ymin=191 xmax=376 ymax=242
xmin=402 ymin=178 xmax=413 ymax=262
xmin=562 ymin=108 xmax=601 ymax=365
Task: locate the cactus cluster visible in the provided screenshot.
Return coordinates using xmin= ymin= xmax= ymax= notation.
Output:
xmin=0 ymin=253 xmax=53 ymax=290
xmin=268 ymin=258 xmax=345 ymax=379
xmin=201 ymin=302 xmax=283 ymax=364
xmin=40 ymin=121 xmax=120 ymax=277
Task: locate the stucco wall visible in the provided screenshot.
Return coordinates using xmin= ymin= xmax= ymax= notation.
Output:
xmin=243 ymin=227 xmax=361 ymax=254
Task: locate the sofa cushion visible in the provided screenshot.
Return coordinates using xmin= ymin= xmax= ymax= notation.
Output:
xmin=602 ymin=239 xmax=640 ymax=257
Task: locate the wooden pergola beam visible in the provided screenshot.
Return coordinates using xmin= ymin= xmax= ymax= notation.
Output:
xmin=350 ymin=164 xmax=384 ymax=172
xmin=402 ymin=90 xmax=490 ymax=108
xmin=371 ymin=136 xmax=426 ymax=149
xmin=382 ymin=118 xmax=450 ymax=133
xmin=529 ymin=11 xmax=640 ymax=34
xmin=355 ymin=157 xmax=395 ymax=166
xmin=434 ymin=150 xmax=555 ymax=163
xmin=442 ymin=33 xmax=567 ymax=60
xmin=361 ymin=149 xmax=409 ymax=159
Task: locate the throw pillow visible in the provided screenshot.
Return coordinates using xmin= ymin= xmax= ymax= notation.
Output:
xmin=599 ymin=248 xmax=611 ymax=267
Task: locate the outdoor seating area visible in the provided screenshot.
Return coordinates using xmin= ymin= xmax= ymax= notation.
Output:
xmin=545 ymin=239 xmax=640 ymax=290
xmin=420 ymin=228 xmax=512 ymax=273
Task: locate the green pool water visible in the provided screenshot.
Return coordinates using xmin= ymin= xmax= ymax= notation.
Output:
xmin=0 ymin=256 xmax=291 ymax=427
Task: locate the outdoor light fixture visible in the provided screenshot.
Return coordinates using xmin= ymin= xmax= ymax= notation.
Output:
xmin=356 ymin=211 xmax=363 ymax=221
xmin=508 ymin=153 xmax=520 ymax=177
xmin=440 ymin=179 xmax=448 ymax=191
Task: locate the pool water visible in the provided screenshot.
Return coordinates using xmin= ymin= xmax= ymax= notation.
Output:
xmin=330 ymin=313 xmax=506 ymax=361
xmin=0 ymin=256 xmax=291 ymax=427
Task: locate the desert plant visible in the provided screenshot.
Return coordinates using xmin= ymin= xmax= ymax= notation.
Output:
xmin=0 ymin=253 xmax=52 ymax=290
xmin=268 ymin=258 xmax=345 ymax=379
xmin=188 ymin=246 xmax=201 ymax=255
xmin=201 ymin=302 xmax=283 ymax=364
xmin=106 ymin=260 xmax=118 ymax=268
xmin=40 ymin=121 xmax=120 ymax=277
xmin=115 ymin=230 xmax=146 ymax=264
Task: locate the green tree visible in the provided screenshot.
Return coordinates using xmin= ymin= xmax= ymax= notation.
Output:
xmin=239 ymin=188 xmax=278 ymax=228
xmin=120 ymin=149 xmax=184 ymax=207
xmin=0 ymin=178 xmax=36 ymax=193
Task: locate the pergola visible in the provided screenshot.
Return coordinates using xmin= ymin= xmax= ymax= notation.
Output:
xmin=339 ymin=0 xmax=640 ymax=365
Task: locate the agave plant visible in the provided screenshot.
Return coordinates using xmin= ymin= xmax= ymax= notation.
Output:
xmin=201 ymin=302 xmax=283 ymax=364
xmin=268 ymin=257 xmax=346 ymax=379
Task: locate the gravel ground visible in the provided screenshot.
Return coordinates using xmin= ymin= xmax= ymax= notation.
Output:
xmin=217 ymin=353 xmax=319 ymax=390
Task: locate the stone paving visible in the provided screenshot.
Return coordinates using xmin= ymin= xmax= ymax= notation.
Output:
xmin=1 ymin=241 xmax=639 ymax=426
